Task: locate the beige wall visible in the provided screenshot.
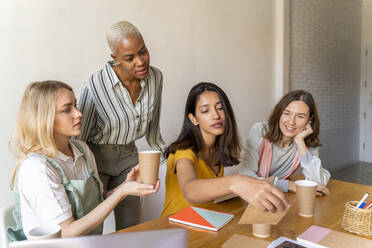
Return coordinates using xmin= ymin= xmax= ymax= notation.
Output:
xmin=0 ymin=0 xmax=280 ymax=226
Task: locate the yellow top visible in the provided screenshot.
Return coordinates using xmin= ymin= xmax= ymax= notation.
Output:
xmin=161 ymin=149 xmax=224 ymax=216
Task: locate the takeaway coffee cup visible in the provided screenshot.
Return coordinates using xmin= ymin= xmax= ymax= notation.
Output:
xmin=295 ymin=180 xmax=318 ymax=217
xmin=139 ymin=151 xmax=161 ymax=185
xmin=28 ymin=223 xmax=61 ymax=240
xmin=252 ymin=224 xmax=271 ymax=238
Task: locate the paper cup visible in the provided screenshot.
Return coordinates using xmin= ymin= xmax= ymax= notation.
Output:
xmin=28 ymin=223 xmax=61 ymax=240
xmin=295 ymin=180 xmax=318 ymax=217
xmin=252 ymin=224 xmax=271 ymax=238
xmin=139 ymin=151 xmax=161 ymax=185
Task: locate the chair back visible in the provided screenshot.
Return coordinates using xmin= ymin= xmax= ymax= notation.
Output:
xmin=0 ymin=204 xmax=15 ymax=248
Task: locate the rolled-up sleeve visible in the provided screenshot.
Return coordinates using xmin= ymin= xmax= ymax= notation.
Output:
xmin=300 ymin=147 xmax=331 ymax=185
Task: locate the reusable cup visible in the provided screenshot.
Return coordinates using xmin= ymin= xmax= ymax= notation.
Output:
xmin=139 ymin=151 xmax=161 ymax=185
xmin=28 ymin=223 xmax=61 ymax=240
xmin=252 ymin=224 xmax=272 ymax=238
xmin=295 ymin=180 xmax=318 ymax=217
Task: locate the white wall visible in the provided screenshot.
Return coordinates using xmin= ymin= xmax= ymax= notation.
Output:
xmin=0 ymin=0 xmax=279 ymax=226
xmin=289 ymin=0 xmax=361 ymax=170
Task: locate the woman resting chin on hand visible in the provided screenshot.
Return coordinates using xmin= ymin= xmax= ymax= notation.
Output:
xmin=239 ymin=90 xmax=330 ymax=196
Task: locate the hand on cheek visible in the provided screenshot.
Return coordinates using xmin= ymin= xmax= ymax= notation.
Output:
xmin=295 ymin=123 xmax=313 ymax=142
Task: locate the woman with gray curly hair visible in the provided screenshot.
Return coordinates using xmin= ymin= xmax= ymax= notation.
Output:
xmin=77 ymin=21 xmax=165 ymax=230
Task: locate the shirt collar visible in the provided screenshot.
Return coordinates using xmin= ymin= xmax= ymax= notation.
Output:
xmin=106 ymin=61 xmax=148 ymax=89
xmin=106 ymin=61 xmax=121 ymax=87
xmin=56 ymin=141 xmax=84 ymax=162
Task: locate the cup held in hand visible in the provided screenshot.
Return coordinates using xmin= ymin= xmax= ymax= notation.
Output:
xmin=139 ymin=151 xmax=161 ymax=186
xmin=28 ymin=223 xmax=61 ymax=240
xmin=295 ymin=180 xmax=318 ymax=217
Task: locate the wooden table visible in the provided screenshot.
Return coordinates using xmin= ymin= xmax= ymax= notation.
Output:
xmin=116 ymin=180 xmax=372 ymax=247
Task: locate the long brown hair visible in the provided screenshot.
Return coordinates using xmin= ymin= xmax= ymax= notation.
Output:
xmin=165 ymin=82 xmax=241 ymax=167
xmin=264 ymin=90 xmax=321 ymax=147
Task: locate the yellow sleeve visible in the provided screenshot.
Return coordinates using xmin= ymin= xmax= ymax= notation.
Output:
xmin=170 ymin=149 xmax=198 ymax=173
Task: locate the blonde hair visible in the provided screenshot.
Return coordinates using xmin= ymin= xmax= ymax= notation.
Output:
xmin=10 ymin=81 xmax=73 ymax=188
xmin=106 ymin=21 xmax=142 ymax=54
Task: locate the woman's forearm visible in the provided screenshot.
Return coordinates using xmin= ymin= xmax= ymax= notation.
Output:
xmin=61 ymin=189 xmax=126 ymax=237
xmin=181 ymin=174 xmax=289 ymax=213
xmin=181 ymin=175 xmax=235 ymax=204
xmin=294 ymin=138 xmax=307 ymax=155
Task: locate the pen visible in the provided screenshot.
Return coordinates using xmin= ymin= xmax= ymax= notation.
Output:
xmin=365 ymin=202 xmax=372 ymax=210
xmin=359 ymin=202 xmax=366 ymax=209
xmin=356 ymin=192 xmax=369 ymax=208
xmin=362 ymin=200 xmax=372 ymax=209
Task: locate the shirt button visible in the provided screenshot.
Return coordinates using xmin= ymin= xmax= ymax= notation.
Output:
xmin=136 ymin=115 xmax=139 ymax=119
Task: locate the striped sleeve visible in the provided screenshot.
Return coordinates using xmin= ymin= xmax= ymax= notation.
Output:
xmin=146 ymin=69 xmax=166 ymax=153
xmin=77 ymin=84 xmax=97 ymax=142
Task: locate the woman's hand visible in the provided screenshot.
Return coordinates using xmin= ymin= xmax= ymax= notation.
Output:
xmin=294 ymin=123 xmax=313 ymax=155
xmin=118 ymin=179 xmax=160 ymax=198
xmin=288 ymin=181 xmax=296 ymax=193
xmin=104 ymin=164 xmax=142 ymax=199
xmin=125 ymin=164 xmax=140 ymax=182
xmin=288 ymin=180 xmax=330 ymax=196
xmin=294 ymin=123 xmax=313 ymax=143
xmin=231 ymin=175 xmax=289 ymax=213
xmin=315 ymin=184 xmax=330 ymax=196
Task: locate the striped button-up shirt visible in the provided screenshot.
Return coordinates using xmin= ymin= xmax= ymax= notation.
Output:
xmin=77 ymin=62 xmax=166 ymax=152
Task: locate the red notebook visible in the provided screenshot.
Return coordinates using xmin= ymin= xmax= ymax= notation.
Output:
xmin=169 ymin=206 xmax=234 ymax=231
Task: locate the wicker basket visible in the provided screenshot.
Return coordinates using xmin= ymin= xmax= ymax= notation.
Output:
xmin=341 ymin=201 xmax=372 ymax=236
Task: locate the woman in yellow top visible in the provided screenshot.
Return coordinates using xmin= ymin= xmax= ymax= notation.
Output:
xmin=161 ymin=82 xmax=289 ymax=216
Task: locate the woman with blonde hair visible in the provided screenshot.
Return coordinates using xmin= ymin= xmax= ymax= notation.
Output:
xmin=7 ymin=81 xmax=159 ymax=242
xmin=239 ymin=90 xmax=330 ymax=195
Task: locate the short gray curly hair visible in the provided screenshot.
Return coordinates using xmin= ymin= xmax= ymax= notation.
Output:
xmin=106 ymin=21 xmax=142 ymax=54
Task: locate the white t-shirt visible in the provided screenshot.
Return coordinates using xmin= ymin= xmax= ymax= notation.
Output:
xmin=17 ymin=140 xmax=103 ymax=237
